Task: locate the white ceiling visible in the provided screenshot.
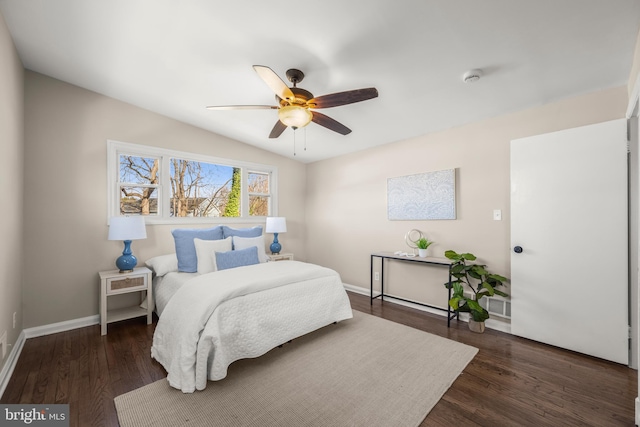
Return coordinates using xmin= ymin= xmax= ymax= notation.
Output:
xmin=1 ymin=1 xmax=639 ymax=163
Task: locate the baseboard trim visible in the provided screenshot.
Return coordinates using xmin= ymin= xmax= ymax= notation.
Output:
xmin=343 ymin=283 xmax=511 ymax=334
xmin=23 ymin=314 xmax=100 ymax=339
xmin=0 ymin=315 xmax=100 ymax=399
xmin=0 ymin=331 xmax=26 ymax=399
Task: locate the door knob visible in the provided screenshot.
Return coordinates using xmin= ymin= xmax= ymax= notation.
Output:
xmin=514 ymin=246 xmax=523 ymax=253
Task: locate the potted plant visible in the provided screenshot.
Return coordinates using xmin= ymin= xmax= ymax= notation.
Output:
xmin=443 ymin=250 xmax=508 ymax=333
xmin=416 ymin=237 xmax=433 ymax=257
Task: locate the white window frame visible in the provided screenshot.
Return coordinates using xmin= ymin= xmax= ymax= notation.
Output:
xmin=247 ymin=170 xmax=272 ymax=216
xmin=107 ymin=140 xmax=278 ymax=224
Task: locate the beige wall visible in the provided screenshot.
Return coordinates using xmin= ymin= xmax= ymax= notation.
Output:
xmin=0 ymin=12 xmax=24 ymax=370
xmin=305 ymin=86 xmax=627 ymax=315
xmin=23 ymin=71 xmax=307 ymax=328
xmin=629 ymin=27 xmax=640 ymax=97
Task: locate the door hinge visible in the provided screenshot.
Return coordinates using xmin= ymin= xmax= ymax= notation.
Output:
xmin=629 ymin=325 xmax=633 ymax=339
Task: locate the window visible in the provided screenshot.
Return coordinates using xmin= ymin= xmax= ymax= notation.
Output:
xmin=108 ymin=140 xmax=278 ymax=224
xmin=248 ymin=171 xmax=271 ymax=216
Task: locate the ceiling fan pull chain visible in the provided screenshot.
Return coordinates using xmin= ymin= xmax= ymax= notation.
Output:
xmin=304 ymin=127 xmax=307 ymax=151
xmin=293 ymin=128 xmax=297 ymax=156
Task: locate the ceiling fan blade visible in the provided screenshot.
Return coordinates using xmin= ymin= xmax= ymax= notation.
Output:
xmin=311 ymin=111 xmax=352 ymax=135
xmin=308 ymin=87 xmax=378 ymax=109
xmin=253 ymin=65 xmax=295 ymax=101
xmin=269 ymin=120 xmax=287 ymax=139
xmin=206 ymin=105 xmax=278 ymax=110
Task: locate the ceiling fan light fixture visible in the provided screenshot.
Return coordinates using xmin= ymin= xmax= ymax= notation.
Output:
xmin=278 ymin=105 xmax=312 ymax=128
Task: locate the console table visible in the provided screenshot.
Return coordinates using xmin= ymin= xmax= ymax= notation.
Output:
xmin=370 ymin=252 xmax=458 ymax=327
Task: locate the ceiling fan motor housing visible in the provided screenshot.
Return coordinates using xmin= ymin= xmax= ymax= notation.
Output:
xmin=278 ymin=87 xmax=314 ymax=107
xmin=285 ymin=68 xmax=305 ymax=86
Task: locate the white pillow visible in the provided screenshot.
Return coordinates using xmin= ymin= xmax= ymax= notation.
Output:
xmin=232 ymin=235 xmax=267 ymax=263
xmin=145 ymin=254 xmax=179 ymax=277
xmin=194 ymin=237 xmax=232 ymax=274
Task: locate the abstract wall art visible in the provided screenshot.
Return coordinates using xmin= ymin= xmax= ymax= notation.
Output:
xmin=387 ymin=169 xmax=456 ymax=220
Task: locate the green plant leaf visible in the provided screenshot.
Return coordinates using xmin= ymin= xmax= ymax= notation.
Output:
xmin=451 ymin=264 xmax=466 ymax=274
xmin=444 ymin=250 xmax=460 ymax=260
xmin=488 ymin=273 xmax=508 ymax=282
xmin=471 ymin=308 xmax=490 ymax=322
xmin=474 ymin=266 xmax=489 ymax=276
xmin=481 ymin=282 xmax=495 ymax=296
xmin=444 ymin=279 xmax=463 ymax=289
xmin=467 ymin=299 xmax=482 ymax=311
xmin=493 ymin=289 xmax=509 ymax=297
xmin=416 ymin=238 xmax=433 ymax=249
xmin=461 ymin=253 xmax=477 ymax=261
xmin=452 ymin=282 xmax=464 ymax=298
xmin=468 ymin=269 xmax=482 ymax=280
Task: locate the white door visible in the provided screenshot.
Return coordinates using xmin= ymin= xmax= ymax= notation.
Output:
xmin=510 ymin=119 xmax=628 ymax=364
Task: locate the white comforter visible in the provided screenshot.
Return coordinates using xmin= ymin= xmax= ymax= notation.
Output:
xmin=151 ymin=261 xmax=352 ymax=393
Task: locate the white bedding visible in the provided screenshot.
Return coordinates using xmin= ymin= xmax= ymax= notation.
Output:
xmin=151 ymin=261 xmax=352 ymax=393
xmin=152 ymin=271 xmax=198 ymax=317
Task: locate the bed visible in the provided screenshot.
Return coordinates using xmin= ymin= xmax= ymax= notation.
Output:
xmin=147 ymin=255 xmax=353 ymax=393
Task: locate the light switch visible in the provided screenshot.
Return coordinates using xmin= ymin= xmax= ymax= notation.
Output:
xmin=493 ymin=209 xmax=502 ymax=221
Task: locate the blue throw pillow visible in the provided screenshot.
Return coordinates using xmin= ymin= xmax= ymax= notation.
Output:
xmin=172 ymin=226 xmax=224 ymax=272
xmin=222 ymin=226 xmax=263 ymax=239
xmin=215 ymin=246 xmax=260 ymax=271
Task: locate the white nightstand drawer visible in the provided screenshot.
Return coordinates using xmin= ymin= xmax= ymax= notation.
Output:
xmin=268 ymin=253 xmax=294 ymax=262
xmin=106 ymin=274 xmax=148 ymax=294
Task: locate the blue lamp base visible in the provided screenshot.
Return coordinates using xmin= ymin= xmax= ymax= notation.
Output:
xmin=270 ymin=233 xmax=282 ymax=255
xmin=116 ymin=240 xmax=138 ymax=272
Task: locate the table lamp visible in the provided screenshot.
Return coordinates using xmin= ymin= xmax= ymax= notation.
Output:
xmin=265 ymin=217 xmax=287 ymax=254
xmin=108 ymin=216 xmax=147 ymax=272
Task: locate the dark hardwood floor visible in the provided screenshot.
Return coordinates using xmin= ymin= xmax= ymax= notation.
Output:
xmin=1 ymin=292 xmax=637 ymax=426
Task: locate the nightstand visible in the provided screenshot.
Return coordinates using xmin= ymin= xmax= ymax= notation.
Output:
xmin=268 ymin=253 xmax=294 ymax=262
xmin=99 ymin=266 xmax=152 ymax=335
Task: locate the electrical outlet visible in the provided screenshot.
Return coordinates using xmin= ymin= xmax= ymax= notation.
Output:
xmin=493 ymin=209 xmax=502 ymax=221
xmin=13 ymin=312 xmax=16 ymax=329
xmin=374 ymin=272 xmax=380 ymax=281
xmin=0 ymin=331 xmax=6 ymax=359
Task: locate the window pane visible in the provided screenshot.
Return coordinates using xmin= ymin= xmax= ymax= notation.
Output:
xmin=119 ymin=155 xmax=159 ymax=185
xmin=248 ymin=172 xmax=269 ymax=195
xmin=170 ymin=159 xmax=240 ymax=217
xmin=120 ymin=186 xmax=158 ymax=215
xmin=249 ymin=195 xmax=269 ymax=216
xmin=248 ymin=171 xmax=270 ymax=216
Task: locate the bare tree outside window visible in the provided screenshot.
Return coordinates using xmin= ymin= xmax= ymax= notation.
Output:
xmin=119 ymin=156 xmax=159 ymax=215
xmin=248 ymin=172 xmax=270 ymax=216
xmin=113 ymin=141 xmax=275 ymax=221
xmin=169 ymin=159 xmax=237 ymax=217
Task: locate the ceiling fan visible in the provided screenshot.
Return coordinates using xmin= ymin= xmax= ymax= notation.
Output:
xmin=206 ymin=65 xmax=378 ymax=138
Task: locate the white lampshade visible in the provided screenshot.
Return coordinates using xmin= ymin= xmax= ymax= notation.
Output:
xmin=108 ymin=216 xmax=147 ymax=241
xmin=265 ymin=217 xmax=287 ymax=234
xmin=278 ymin=105 xmax=312 ymax=128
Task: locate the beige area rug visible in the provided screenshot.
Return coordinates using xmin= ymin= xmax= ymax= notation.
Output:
xmin=115 ymin=311 xmax=477 ymax=427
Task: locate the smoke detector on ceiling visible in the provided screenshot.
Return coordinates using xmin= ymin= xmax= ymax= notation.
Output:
xmin=463 ymin=69 xmax=482 ymax=83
